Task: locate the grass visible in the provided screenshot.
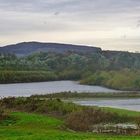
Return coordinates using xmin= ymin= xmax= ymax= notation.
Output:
xmin=33 ymin=92 xmax=140 ymax=99
xmin=0 ymin=111 xmax=140 ymax=140
xmin=102 ymin=107 xmax=140 ymax=117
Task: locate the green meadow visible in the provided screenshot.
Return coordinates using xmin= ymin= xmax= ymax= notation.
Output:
xmin=0 ymin=110 xmax=140 ymax=140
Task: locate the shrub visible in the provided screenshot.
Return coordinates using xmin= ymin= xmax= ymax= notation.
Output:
xmin=0 ymin=108 xmax=9 ymax=121
xmin=65 ymin=108 xmax=130 ymax=131
xmin=135 ymin=117 xmax=140 ymax=129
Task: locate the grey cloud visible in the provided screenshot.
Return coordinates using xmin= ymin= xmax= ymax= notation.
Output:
xmin=0 ymin=0 xmax=140 ymax=23
xmin=1 ymin=0 xmax=140 ymax=27
xmin=0 ymin=0 xmax=140 ymax=13
xmin=136 ymin=20 xmax=140 ymax=28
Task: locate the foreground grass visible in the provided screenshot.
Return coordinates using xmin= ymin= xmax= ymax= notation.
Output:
xmin=0 ymin=112 xmax=140 ymax=140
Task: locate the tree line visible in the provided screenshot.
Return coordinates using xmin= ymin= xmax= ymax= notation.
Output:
xmin=0 ymin=52 xmax=140 ymax=90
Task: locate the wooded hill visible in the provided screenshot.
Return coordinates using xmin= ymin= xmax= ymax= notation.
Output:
xmin=0 ymin=42 xmax=101 ymax=56
xmin=0 ymin=42 xmax=140 ymax=90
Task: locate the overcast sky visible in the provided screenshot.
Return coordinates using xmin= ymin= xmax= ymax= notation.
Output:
xmin=0 ymin=0 xmax=140 ymax=52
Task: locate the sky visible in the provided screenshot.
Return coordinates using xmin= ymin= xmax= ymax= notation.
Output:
xmin=0 ymin=0 xmax=140 ymax=52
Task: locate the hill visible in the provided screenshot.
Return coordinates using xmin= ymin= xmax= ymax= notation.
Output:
xmin=0 ymin=42 xmax=102 ymax=56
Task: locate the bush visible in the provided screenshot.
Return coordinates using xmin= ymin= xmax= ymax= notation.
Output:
xmin=80 ymin=70 xmax=140 ymax=90
xmin=0 ymin=71 xmax=57 ymax=83
xmin=1 ymin=97 xmax=82 ymax=117
xmin=135 ymin=117 xmax=140 ymax=129
xmin=65 ymin=108 xmax=130 ymax=131
xmin=0 ymin=108 xmax=9 ymax=121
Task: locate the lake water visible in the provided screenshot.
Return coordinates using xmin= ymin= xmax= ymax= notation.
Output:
xmin=0 ymin=80 xmax=120 ymax=97
xmin=73 ymin=98 xmax=140 ymax=112
xmin=0 ymin=80 xmax=139 ymax=112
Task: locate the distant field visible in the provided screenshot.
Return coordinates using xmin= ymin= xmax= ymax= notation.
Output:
xmin=101 ymin=107 xmax=140 ymax=117
xmin=0 ymin=111 xmax=140 ymax=140
xmin=37 ymin=92 xmax=140 ymax=99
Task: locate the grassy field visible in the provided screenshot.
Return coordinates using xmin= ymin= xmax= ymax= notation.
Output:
xmin=102 ymin=107 xmax=140 ymax=117
xmin=0 ymin=111 xmax=140 ymax=140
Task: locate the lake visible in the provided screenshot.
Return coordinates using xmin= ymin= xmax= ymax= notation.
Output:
xmin=0 ymin=80 xmax=120 ymax=97
xmin=0 ymin=80 xmax=139 ymax=112
xmin=73 ymin=98 xmax=140 ymax=112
